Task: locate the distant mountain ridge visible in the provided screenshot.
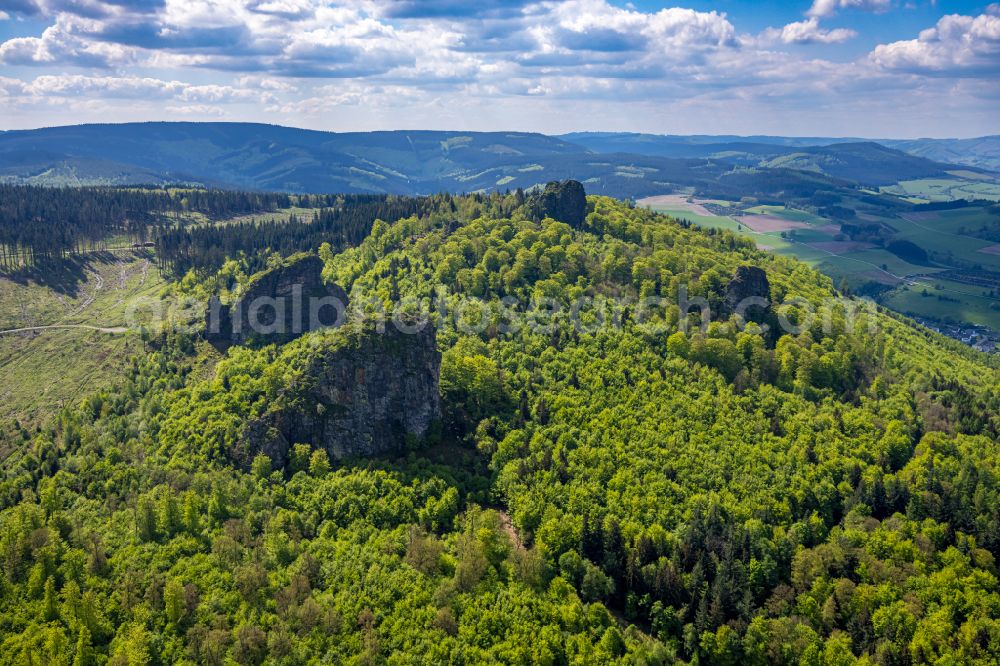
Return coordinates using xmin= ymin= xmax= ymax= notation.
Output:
xmin=561 ymin=131 xmax=1000 ymax=172
xmin=882 ymin=136 xmax=1000 ymax=172
xmin=0 ymin=123 xmax=586 ymax=193
xmin=0 ymin=122 xmax=995 ymax=198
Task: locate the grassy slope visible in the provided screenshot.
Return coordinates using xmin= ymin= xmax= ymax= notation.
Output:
xmin=890 ymin=211 xmax=1000 ymax=271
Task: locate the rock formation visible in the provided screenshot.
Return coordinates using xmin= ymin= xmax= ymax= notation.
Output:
xmin=234 ymin=320 xmax=441 ymax=468
xmin=531 ymin=180 xmax=587 ymax=228
xmin=206 ymin=253 xmax=348 ymax=345
xmin=724 ymin=266 xmax=772 ymax=324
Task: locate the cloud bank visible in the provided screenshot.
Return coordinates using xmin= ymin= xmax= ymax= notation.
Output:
xmin=0 ymin=1 xmax=997 ymax=136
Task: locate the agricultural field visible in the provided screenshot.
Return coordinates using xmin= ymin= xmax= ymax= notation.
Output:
xmin=743 ymin=204 xmax=827 ymax=224
xmin=640 ymin=194 xmax=1000 ymax=333
xmin=882 ymin=176 xmax=1000 ymax=202
xmin=891 ymin=212 xmax=1000 ymax=272
xmin=882 ymin=276 xmax=1000 ymax=330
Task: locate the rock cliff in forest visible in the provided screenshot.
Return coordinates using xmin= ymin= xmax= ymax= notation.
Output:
xmin=235 ymin=321 xmax=441 ymax=468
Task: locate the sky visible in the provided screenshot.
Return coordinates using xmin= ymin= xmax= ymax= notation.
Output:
xmin=0 ymin=1 xmax=998 ymax=138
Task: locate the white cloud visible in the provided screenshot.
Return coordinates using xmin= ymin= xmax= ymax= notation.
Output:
xmin=1 ymin=1 xmax=155 ymax=20
xmin=234 ymin=75 xmax=298 ymax=92
xmin=166 ymin=103 xmax=227 ymax=116
xmin=26 ymin=74 xmax=186 ymax=98
xmin=762 ymin=17 xmax=857 ymax=45
xmin=808 ymin=0 xmax=893 ymax=18
xmin=181 ymin=83 xmax=268 ymax=103
xmin=0 ymin=0 xmax=996 ymax=136
xmin=0 ymin=0 xmax=742 ymax=79
xmin=547 ymin=1 xmax=735 ymax=44
xmin=0 ymin=16 xmax=135 ymax=67
xmin=1 ymin=74 xmax=268 ymax=106
xmin=0 ymin=76 xmax=30 ymax=97
xmin=538 ymin=1 xmax=736 ymax=56
xmin=870 ymin=9 xmax=1000 ymax=75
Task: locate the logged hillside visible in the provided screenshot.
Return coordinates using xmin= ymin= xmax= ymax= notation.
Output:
xmin=0 ymin=193 xmax=998 ymax=664
xmin=0 ymin=252 xmax=169 ymax=428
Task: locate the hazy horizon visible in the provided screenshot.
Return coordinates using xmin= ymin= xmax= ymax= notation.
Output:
xmin=0 ymin=119 xmax=996 ymax=143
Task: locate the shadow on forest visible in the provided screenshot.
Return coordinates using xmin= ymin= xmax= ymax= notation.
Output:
xmin=0 ymin=250 xmax=154 ymax=297
xmin=343 ymin=437 xmax=495 ymax=505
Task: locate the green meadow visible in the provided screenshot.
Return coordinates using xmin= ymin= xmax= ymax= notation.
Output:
xmin=882 ymin=177 xmax=1000 ymax=202
xmin=644 ymin=207 xmax=744 ymax=231
xmin=744 ymin=204 xmax=827 ymax=224
xmin=882 ymin=276 xmax=1000 ymax=330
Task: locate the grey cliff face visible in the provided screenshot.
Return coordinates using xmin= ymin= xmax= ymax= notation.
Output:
xmin=235 ymin=322 xmax=441 ymax=469
xmin=724 ymin=266 xmax=772 ymax=322
xmin=532 ymin=180 xmax=588 ymax=229
xmin=206 ymin=254 xmax=349 ymax=345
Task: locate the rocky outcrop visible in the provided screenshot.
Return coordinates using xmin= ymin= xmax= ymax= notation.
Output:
xmin=724 ymin=266 xmax=772 ymax=323
xmin=234 ymin=321 xmax=441 ymax=468
xmin=206 ymin=253 xmax=348 ymax=345
xmin=531 ymin=180 xmax=587 ymax=228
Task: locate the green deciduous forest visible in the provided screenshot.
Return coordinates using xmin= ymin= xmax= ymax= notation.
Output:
xmin=1 ymin=190 xmax=999 ymax=664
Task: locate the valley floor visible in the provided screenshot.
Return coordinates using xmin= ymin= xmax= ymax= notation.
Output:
xmin=639 ymin=194 xmax=1000 ymax=346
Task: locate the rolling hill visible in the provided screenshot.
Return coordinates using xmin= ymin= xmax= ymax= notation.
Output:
xmin=562 ymin=132 xmax=1000 ymax=173
xmin=0 ymin=122 xmax=992 ymax=199
xmin=0 ymin=123 xmax=588 ymax=194
xmin=561 ymin=133 xmax=991 ymax=186
xmin=883 ymin=135 xmax=1000 ymax=172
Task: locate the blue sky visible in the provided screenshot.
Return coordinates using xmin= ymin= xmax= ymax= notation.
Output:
xmin=0 ymin=1 xmax=998 ymax=137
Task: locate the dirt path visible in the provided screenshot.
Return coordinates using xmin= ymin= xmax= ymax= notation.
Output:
xmin=0 ymin=324 xmax=128 ymax=335
xmin=115 ymin=258 xmax=150 ymax=306
xmin=74 ymin=271 xmax=103 ymax=314
xmin=3 ymin=256 xmax=155 ymax=339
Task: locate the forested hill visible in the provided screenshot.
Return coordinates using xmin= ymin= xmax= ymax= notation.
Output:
xmin=0 ymin=123 xmax=585 ymax=194
xmin=0 ymin=122 xmax=988 ymax=196
xmin=562 ymin=132 xmax=1000 ymax=173
xmin=0 ymin=193 xmax=999 ymax=663
xmin=560 ymin=134 xmax=987 ymax=185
